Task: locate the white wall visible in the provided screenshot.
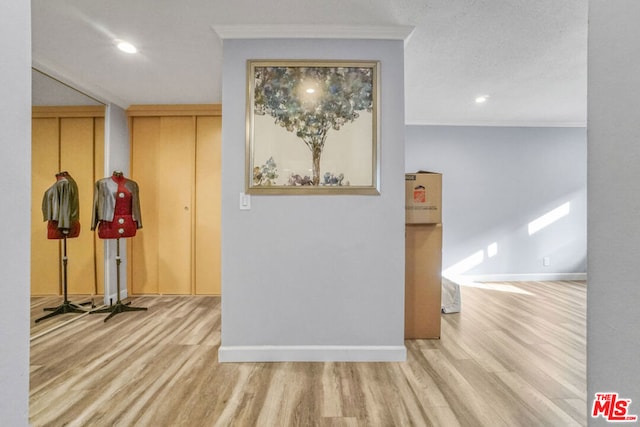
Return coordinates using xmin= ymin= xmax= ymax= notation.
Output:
xmin=588 ymin=1 xmax=640 ymax=423
xmin=219 ymin=38 xmax=406 ymax=362
xmin=103 ymin=104 xmax=131 ymax=304
xmin=406 ymin=125 xmax=587 ymax=282
xmin=0 ymin=1 xmax=31 ymax=425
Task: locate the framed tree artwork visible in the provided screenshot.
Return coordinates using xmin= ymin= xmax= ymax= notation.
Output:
xmin=246 ymin=60 xmax=380 ymax=195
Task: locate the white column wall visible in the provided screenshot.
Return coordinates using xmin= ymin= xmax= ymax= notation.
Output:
xmin=219 ymin=38 xmax=406 ymax=362
xmin=102 ymin=104 xmax=131 ymax=304
xmin=588 ymin=0 xmax=640 ymax=422
xmin=0 ymin=1 xmax=31 ymax=424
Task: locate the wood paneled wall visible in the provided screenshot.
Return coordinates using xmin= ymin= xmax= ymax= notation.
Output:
xmin=31 ymin=106 xmax=105 ymax=296
xmin=128 ymin=105 xmax=222 ymax=295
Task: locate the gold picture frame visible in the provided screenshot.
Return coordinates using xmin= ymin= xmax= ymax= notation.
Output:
xmin=246 ymin=60 xmax=380 ymax=195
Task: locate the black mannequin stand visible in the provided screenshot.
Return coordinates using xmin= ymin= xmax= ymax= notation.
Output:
xmin=91 ymin=238 xmax=147 ymax=322
xmin=35 ymin=234 xmax=90 ymax=323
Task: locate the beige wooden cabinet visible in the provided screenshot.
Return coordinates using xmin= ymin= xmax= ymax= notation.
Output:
xmin=127 ymin=105 xmax=221 ymax=295
xmin=31 ymin=106 xmax=105 ymax=296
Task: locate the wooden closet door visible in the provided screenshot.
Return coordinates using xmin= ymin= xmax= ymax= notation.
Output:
xmin=195 ymin=116 xmax=221 ymax=295
xmin=157 ymin=117 xmax=195 ymax=294
xmin=130 ymin=117 xmax=161 ymax=294
xmin=31 ymin=118 xmax=61 ymax=295
xmin=130 ymin=116 xmax=195 ymax=295
xmin=94 ymin=118 xmax=105 ymax=295
xmin=129 ymin=105 xmax=221 ymax=296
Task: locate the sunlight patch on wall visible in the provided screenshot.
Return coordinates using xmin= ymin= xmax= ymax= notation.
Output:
xmin=442 ymin=243 xmax=533 ymax=295
xmin=528 ymin=202 xmax=571 ymax=235
xmin=442 ymin=250 xmax=484 ymax=279
xmin=487 ymin=242 xmax=498 ymax=258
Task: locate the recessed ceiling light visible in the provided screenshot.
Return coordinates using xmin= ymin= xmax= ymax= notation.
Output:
xmin=115 ymin=40 xmax=137 ymax=54
xmin=306 ymin=88 xmax=315 ymax=94
xmin=475 ymin=95 xmax=489 ymax=104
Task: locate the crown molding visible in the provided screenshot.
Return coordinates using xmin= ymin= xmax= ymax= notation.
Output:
xmin=127 ymin=104 xmax=222 ymax=117
xmin=32 ymin=105 xmax=106 ymax=118
xmin=212 ymin=24 xmax=415 ymax=45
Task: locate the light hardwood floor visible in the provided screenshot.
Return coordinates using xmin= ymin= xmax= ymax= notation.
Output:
xmin=30 ymin=280 xmax=586 ymax=426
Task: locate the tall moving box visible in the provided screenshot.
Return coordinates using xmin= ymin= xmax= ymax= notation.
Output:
xmin=405 ymin=171 xmax=443 ymax=339
xmin=405 ymin=224 xmax=442 ymax=339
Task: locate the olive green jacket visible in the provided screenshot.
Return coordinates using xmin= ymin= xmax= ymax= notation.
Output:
xmin=42 ymin=174 xmax=80 ymax=229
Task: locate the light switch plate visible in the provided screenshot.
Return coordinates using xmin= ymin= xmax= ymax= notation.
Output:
xmin=239 ymin=192 xmax=251 ymax=210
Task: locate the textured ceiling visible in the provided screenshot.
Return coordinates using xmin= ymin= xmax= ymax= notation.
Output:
xmin=31 ymin=0 xmax=588 ymax=126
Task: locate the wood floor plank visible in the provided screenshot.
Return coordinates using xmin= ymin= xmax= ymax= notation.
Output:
xmin=30 ymin=281 xmax=587 ymax=426
xmin=400 ymin=341 xmax=450 ymax=408
xmin=495 ymin=371 xmax=582 ymax=427
xmin=418 ymin=348 xmax=511 ymax=426
xmin=321 ymin=363 xmax=345 ymax=418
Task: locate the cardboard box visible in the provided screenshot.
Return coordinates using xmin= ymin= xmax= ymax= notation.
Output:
xmin=405 ymin=171 xmax=442 ymax=224
xmin=405 ymin=223 xmax=442 ymax=339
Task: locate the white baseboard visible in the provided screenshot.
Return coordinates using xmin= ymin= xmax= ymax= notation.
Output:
xmin=456 ymin=272 xmax=587 ymax=282
xmin=218 ymin=345 xmax=407 ymax=363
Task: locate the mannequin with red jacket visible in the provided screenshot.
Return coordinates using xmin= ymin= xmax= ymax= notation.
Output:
xmin=91 ymin=171 xmax=142 ymax=238
xmin=90 ymin=170 xmax=146 ymax=321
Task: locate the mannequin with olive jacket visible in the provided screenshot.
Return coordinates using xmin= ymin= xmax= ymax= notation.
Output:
xmin=42 ymin=171 xmax=81 ymax=239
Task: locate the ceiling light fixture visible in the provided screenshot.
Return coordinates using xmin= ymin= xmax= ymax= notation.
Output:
xmin=475 ymin=95 xmax=488 ymax=104
xmin=115 ymin=40 xmax=137 ymax=54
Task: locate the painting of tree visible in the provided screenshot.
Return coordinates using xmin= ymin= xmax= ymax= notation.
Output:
xmin=251 ymin=62 xmax=377 ymax=188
